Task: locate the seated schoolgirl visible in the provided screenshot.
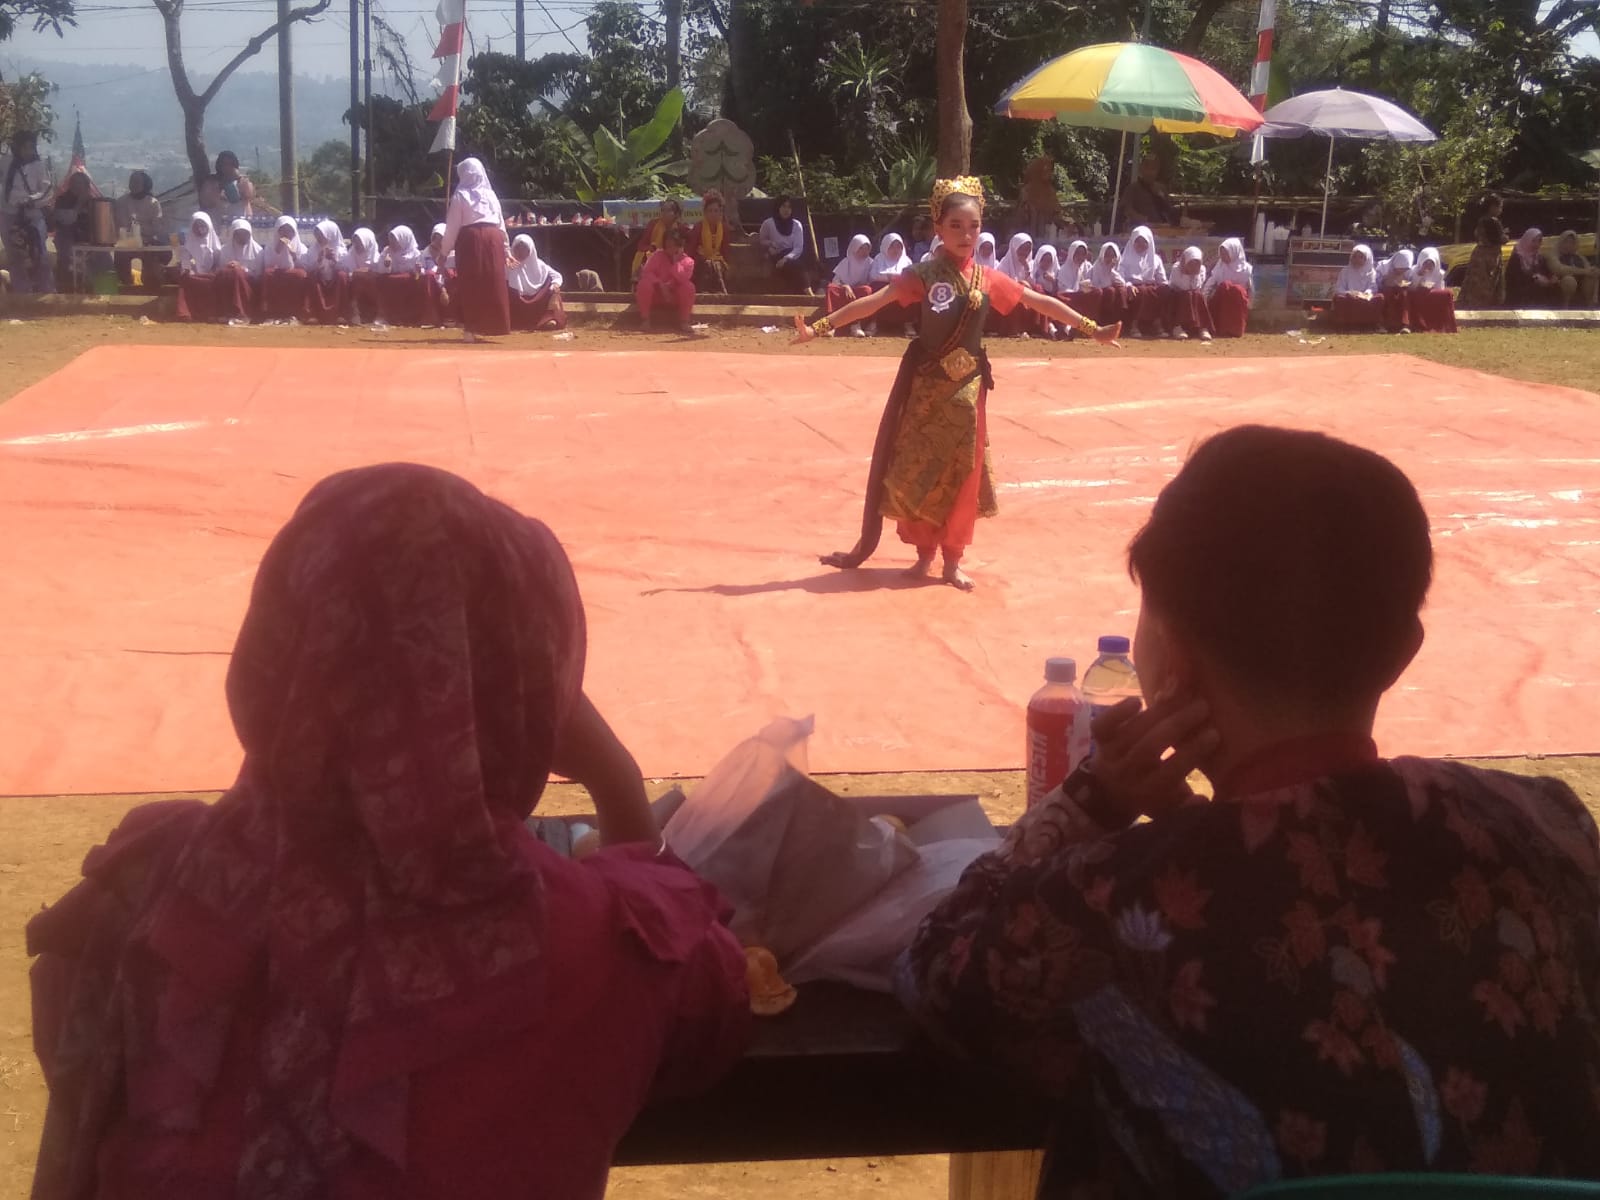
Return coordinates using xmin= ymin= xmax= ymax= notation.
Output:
xmin=1166 ymin=246 xmax=1212 ymax=341
xmin=1406 ymin=247 xmax=1457 ymax=333
xmin=826 ymin=234 xmax=876 ymax=336
xmin=507 ymin=234 xmax=567 ymax=332
xmin=175 ymin=212 xmax=223 ymax=323
xmin=1331 ymin=245 xmax=1386 ymax=332
xmin=260 ymin=215 xmax=309 ymax=323
xmin=301 ymin=220 xmax=351 ymax=325
xmin=214 ymin=218 xmax=263 ymax=324
xmin=1202 ymin=238 xmax=1253 ymax=338
xmin=1121 ymin=225 xmax=1169 ymax=338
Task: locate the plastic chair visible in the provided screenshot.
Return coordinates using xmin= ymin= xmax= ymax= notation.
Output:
xmin=1241 ymin=1176 xmax=1600 ymax=1199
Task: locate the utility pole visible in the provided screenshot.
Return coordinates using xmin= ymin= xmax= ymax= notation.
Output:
xmin=363 ymin=0 xmax=374 ymax=209
xmin=516 ymin=0 xmax=525 ymax=58
xmin=349 ymin=0 xmax=360 ymax=223
xmin=278 ymin=0 xmax=298 ymax=214
xmin=665 ymin=0 xmax=682 ymax=91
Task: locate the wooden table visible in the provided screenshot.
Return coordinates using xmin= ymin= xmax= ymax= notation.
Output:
xmin=616 ymin=980 xmax=1051 ymax=1197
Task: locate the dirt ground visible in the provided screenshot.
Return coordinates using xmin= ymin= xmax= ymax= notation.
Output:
xmin=3 ymin=312 xmax=1600 ymax=406
xmin=2 ymin=314 xmax=1598 ymax=1196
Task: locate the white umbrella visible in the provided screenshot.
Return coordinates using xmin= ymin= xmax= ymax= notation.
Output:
xmin=1260 ymin=87 xmax=1437 ymax=235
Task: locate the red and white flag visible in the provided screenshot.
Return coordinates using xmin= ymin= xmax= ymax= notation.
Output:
xmin=1249 ymin=0 xmax=1275 ymax=165
xmin=429 ymin=0 xmax=465 ymax=154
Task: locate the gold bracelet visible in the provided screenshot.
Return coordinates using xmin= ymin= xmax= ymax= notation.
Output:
xmin=810 ymin=316 xmax=833 ymax=337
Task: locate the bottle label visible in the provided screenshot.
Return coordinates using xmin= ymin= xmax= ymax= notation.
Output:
xmin=1026 ymin=702 xmax=1086 ymax=808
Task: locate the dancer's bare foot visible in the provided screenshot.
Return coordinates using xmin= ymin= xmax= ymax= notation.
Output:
xmin=820 ymin=551 xmax=855 ymax=569
xmin=905 ymin=551 xmax=936 ymax=580
xmin=942 ymin=562 xmax=975 ymax=591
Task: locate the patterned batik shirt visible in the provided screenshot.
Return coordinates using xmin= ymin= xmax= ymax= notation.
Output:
xmin=900 ymin=747 xmax=1600 ymax=1197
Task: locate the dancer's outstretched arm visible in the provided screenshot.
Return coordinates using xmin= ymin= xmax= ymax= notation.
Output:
xmin=1019 ymin=288 xmax=1123 ymax=345
xmin=792 ymin=286 xmax=904 ymax=342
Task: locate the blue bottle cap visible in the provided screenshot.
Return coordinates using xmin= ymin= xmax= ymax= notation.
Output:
xmin=1097 ymin=635 xmax=1131 ymax=654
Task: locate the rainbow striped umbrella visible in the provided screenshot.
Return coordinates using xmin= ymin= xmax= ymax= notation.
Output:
xmin=995 ymin=42 xmax=1264 ymax=137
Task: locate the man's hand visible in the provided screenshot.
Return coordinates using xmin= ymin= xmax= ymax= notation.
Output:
xmin=551 ymin=693 xmax=657 ymax=847
xmin=1086 ymin=695 xmax=1218 ymax=823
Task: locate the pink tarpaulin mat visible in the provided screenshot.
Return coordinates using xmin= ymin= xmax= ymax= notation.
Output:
xmin=2 ymin=346 xmax=1597 ymax=795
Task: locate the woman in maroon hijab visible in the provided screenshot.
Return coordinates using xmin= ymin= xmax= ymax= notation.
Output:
xmin=28 ymin=463 xmax=750 ymax=1200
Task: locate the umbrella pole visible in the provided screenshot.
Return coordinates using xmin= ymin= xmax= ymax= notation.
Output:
xmin=1320 ymin=135 xmax=1335 ymax=237
xmin=1109 ymin=129 xmax=1128 ymax=236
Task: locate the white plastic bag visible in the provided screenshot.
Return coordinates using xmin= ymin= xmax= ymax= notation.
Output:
xmin=664 ymin=716 xmax=917 ymax=964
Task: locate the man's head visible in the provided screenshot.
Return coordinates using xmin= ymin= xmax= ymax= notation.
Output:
xmin=215 ymin=150 xmax=241 ymax=179
xmin=1128 ymin=426 xmax=1431 ymax=728
xmin=1138 ymin=155 xmax=1161 ymax=183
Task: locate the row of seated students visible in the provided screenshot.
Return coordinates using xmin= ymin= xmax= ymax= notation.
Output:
xmin=174 ymin=213 xmax=569 ymax=332
xmin=822 ymin=226 xmax=1257 ymax=340
xmin=1331 ymin=244 xmax=1459 ymax=334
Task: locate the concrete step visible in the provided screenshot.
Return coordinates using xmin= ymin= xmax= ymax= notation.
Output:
xmin=1454 ymin=308 xmax=1600 ymax=328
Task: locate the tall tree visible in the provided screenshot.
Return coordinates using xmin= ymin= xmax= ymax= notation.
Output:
xmin=935 ymin=0 xmax=970 ymax=174
xmin=151 ymin=0 xmax=332 ymax=188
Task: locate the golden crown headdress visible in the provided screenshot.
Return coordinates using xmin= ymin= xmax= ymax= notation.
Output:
xmin=930 ymin=176 xmax=985 ymax=220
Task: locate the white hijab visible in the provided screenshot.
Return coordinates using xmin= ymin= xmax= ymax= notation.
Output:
xmin=1377 ymin=248 xmax=1414 ymax=288
xmin=507 ymin=233 xmax=561 ymax=294
xmin=1171 ymin=245 xmax=1206 ymax=293
xmin=975 ymin=232 xmax=998 ymax=269
xmin=348 ymin=227 xmax=381 ymax=271
xmin=423 ymin=222 xmax=455 ymax=272
xmin=997 ymin=232 xmax=1033 ymax=283
xmin=180 ymin=212 xmax=222 ymax=274
xmin=1032 ymin=244 xmax=1059 ymax=293
xmin=870 ymin=232 xmax=913 ymax=280
xmin=1205 ymin=237 xmax=1253 ymax=298
xmin=1062 ymin=240 xmax=1091 ymax=292
xmin=919 ymin=234 xmax=944 ymax=264
xmin=832 ymin=234 xmax=875 ymax=287
xmin=1336 ymin=244 xmax=1378 ymax=295
xmin=1412 ymin=247 xmax=1445 ymax=289
xmin=1121 ymin=225 xmax=1166 ymax=283
xmin=454 ymin=157 xmax=504 ymax=226
xmin=302 ymin=219 xmax=348 ymax=275
xmin=1089 ymin=242 xmax=1126 ymax=289
xmin=264 ymin=215 xmax=306 ymax=271
xmin=219 ymin=218 xmax=263 ymax=277
xmin=382 ymin=225 xmax=423 ymax=274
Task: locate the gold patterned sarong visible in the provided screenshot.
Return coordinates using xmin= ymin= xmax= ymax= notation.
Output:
xmin=879 ymin=365 xmax=998 ymax=529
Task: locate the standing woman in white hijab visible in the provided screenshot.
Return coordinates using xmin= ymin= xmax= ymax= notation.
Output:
xmin=1120 ymin=225 xmax=1169 ymax=337
xmin=868 ymin=232 xmax=915 ymax=334
xmin=506 ymin=233 xmax=567 ymax=331
xmin=300 ymin=220 xmax=350 ymax=325
xmin=175 ymin=212 xmax=223 ymax=322
xmin=375 ymin=225 xmax=431 ymax=326
xmin=345 ymin=227 xmax=382 ymax=324
xmin=438 ymin=157 xmax=512 ymax=341
xmin=1407 ymin=247 xmax=1457 ymax=333
xmin=1203 ymin=237 xmax=1253 ymax=337
xmin=827 ymin=234 xmax=877 ymax=337
xmin=1166 ymin=246 xmax=1213 ymax=341
xmin=1332 ymin=244 xmax=1384 ymax=332
xmin=1375 ymin=247 xmax=1414 ymax=333
xmin=260 ymin=215 xmax=309 ymax=323
xmin=214 ymin=218 xmax=263 ymax=323
xmin=993 ymin=233 xmax=1034 ymax=335
xmin=1087 ymin=241 xmax=1132 ymax=330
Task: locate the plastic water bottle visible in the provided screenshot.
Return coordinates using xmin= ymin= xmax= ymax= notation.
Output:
xmin=1025 ymin=657 xmax=1089 ymax=809
xmin=1082 ymin=636 xmax=1142 ymax=759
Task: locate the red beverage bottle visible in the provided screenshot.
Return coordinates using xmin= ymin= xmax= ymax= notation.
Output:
xmin=1026 ymin=657 xmax=1089 ymax=809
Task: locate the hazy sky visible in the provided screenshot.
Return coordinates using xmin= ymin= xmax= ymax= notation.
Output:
xmin=1 ymin=0 xmax=588 ymax=84
xmin=4 ymin=1 xmax=1597 ymax=90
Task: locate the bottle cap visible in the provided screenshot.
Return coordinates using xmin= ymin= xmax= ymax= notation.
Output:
xmin=1097 ymin=635 xmax=1131 ymax=654
xmin=1044 ymin=657 xmax=1077 ymax=684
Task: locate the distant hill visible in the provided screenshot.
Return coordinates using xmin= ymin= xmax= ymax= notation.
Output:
xmin=7 ymin=54 xmax=360 ymax=192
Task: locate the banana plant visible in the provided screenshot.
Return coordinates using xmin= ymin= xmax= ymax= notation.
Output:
xmin=567 ymin=87 xmax=690 ymax=201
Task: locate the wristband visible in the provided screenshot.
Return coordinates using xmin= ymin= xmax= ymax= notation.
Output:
xmin=1079 ymin=318 xmax=1100 ymax=335
xmin=810 ymin=316 xmax=834 ymax=337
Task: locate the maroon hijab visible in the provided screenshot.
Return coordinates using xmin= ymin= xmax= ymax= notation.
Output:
xmin=30 ymin=463 xmax=586 ymax=1197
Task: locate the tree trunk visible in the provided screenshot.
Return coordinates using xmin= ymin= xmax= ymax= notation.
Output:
xmin=935 ymin=0 xmax=970 ymax=175
xmin=183 ymin=102 xmax=210 ymax=191
xmin=1371 ymin=0 xmax=1391 ymax=84
xmin=665 ymin=0 xmax=683 ymax=92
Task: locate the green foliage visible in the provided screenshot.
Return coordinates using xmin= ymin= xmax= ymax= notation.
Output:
xmin=883 ymin=132 xmax=936 ymax=204
xmin=0 ymin=70 xmax=54 ymax=144
xmin=344 ymin=96 xmax=440 ymax=197
xmin=0 ymin=0 xmax=75 ymax=41
xmin=458 ymin=52 xmax=589 ymax=198
xmin=1362 ymin=93 xmax=1516 ymax=241
xmin=757 ymin=154 xmax=881 ymax=210
xmin=298 ymin=138 xmax=352 ymax=214
xmin=567 ymin=87 xmax=689 ymax=201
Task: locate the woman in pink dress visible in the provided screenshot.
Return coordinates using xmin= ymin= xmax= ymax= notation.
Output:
xmin=635 ymin=226 xmax=697 ymax=333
